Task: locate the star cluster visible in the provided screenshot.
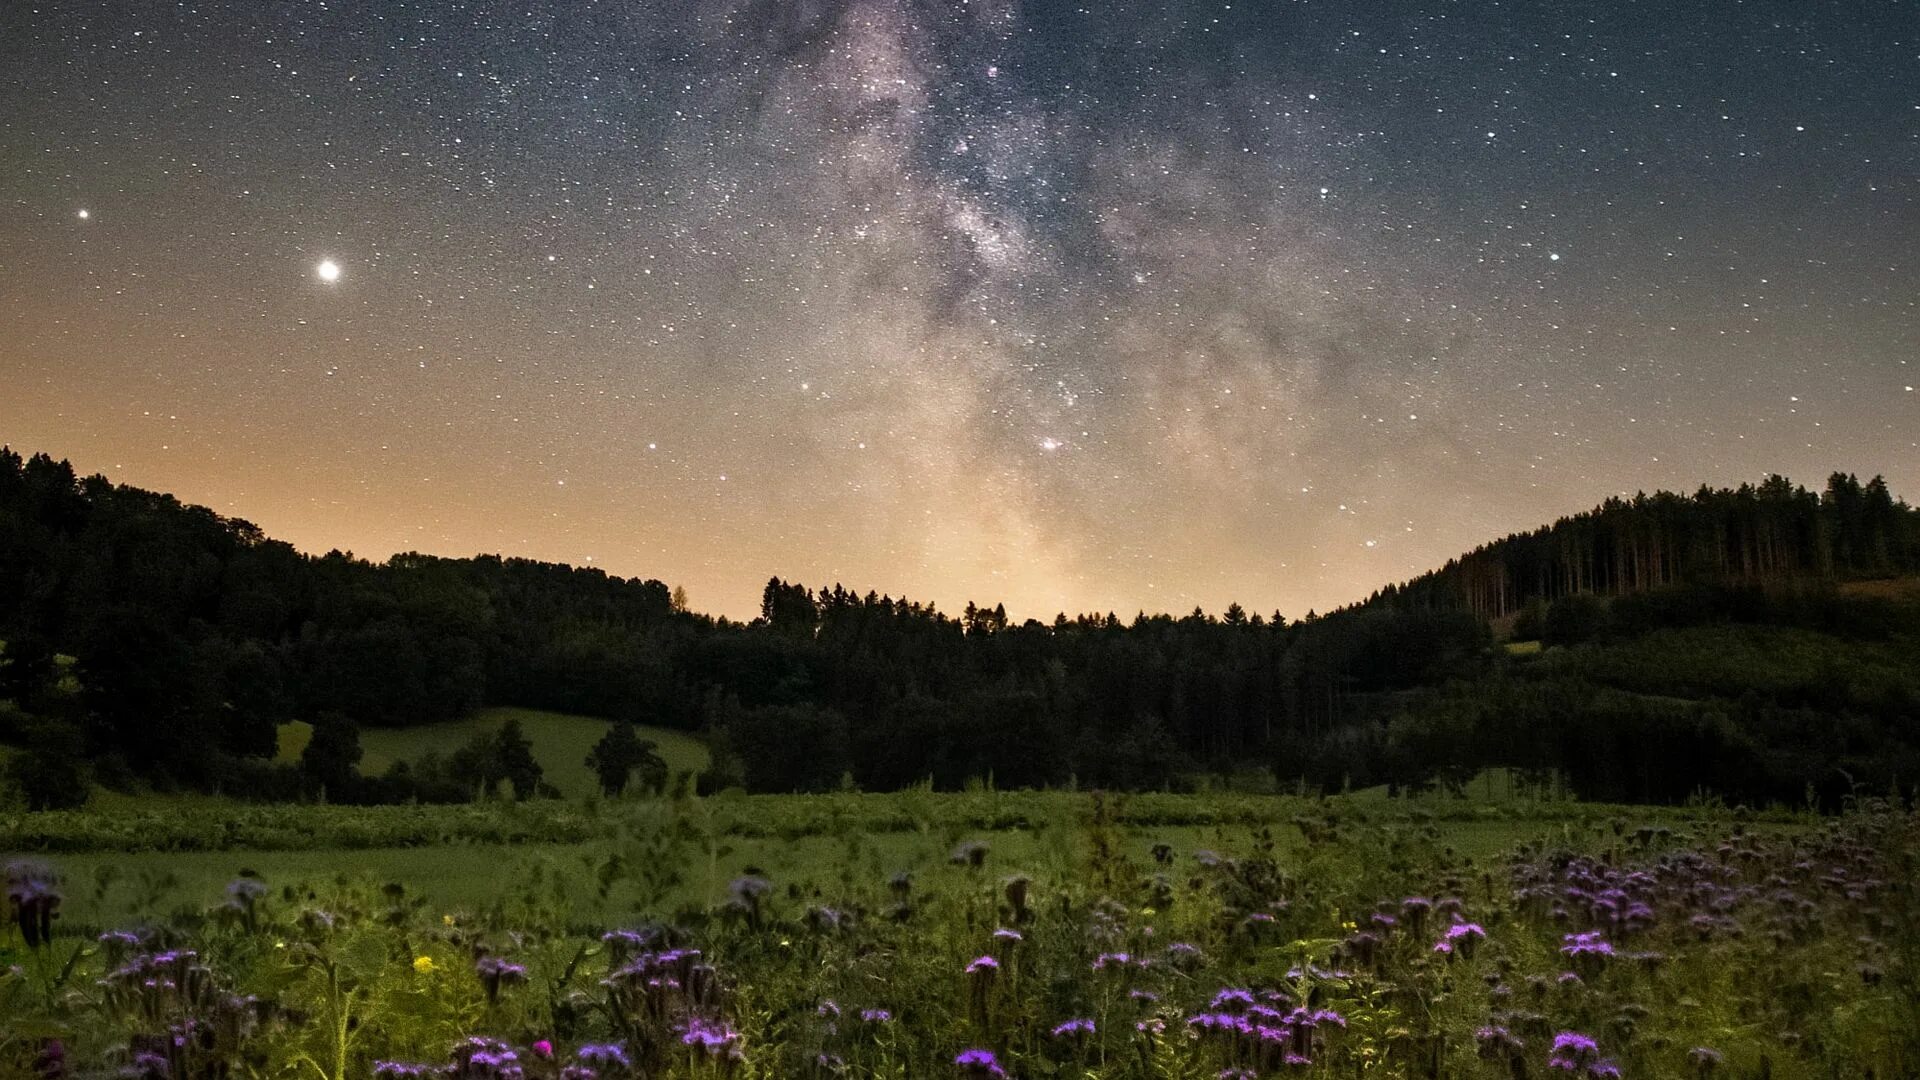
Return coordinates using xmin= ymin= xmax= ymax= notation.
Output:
xmin=1 ymin=0 xmax=1914 ymax=618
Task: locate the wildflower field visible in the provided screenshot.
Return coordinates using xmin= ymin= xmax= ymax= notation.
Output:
xmin=4 ymin=790 xmax=1917 ymax=1079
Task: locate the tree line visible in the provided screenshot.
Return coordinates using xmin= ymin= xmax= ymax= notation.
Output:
xmin=1 ymin=446 xmax=1916 ymax=809
xmin=1376 ymin=474 xmax=1917 ymax=619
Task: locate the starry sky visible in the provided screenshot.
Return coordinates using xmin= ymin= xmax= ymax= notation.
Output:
xmin=2 ymin=1 xmax=1915 ymax=621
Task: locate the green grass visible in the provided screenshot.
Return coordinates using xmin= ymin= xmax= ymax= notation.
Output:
xmin=358 ymin=707 xmax=709 ymax=798
xmin=273 ymin=707 xmax=709 ymax=798
xmin=21 ymin=798 xmax=1704 ymax=930
xmin=11 ymin=786 xmax=1899 ymax=1077
xmin=6 ymin=784 xmax=1764 ymax=930
xmin=275 ymin=720 xmax=313 ymax=761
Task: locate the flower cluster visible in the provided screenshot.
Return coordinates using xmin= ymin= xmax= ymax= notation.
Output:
xmin=5 ymin=861 xmax=61 ymax=949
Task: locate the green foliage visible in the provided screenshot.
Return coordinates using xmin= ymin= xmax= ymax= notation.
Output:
xmin=586 ymin=721 xmax=669 ymax=797
xmin=0 ymin=792 xmax=1913 ymax=1079
xmin=0 ymin=634 xmax=58 ymax=708
xmin=3 ymin=720 xmax=89 ymax=811
xmin=3 ymin=448 xmax=1918 ymax=811
xmin=301 ymin=713 xmax=363 ymax=800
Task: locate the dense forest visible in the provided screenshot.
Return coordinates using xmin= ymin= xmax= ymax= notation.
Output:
xmin=1378 ymin=473 xmax=1916 ymax=618
xmin=2 ymin=445 xmax=1917 ymax=810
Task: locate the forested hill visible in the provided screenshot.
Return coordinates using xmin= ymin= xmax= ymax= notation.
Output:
xmin=1369 ymin=474 xmax=1919 ymax=620
xmin=2 ymin=446 xmax=1917 ymax=810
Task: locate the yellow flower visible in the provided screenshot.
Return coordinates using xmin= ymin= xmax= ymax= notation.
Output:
xmin=442 ymin=914 xmax=455 ymax=926
xmin=413 ymin=955 xmax=436 ymax=974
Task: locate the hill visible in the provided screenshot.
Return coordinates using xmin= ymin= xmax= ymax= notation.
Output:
xmin=276 ymin=707 xmax=710 ymax=798
xmin=2 ymin=444 xmax=1916 ymax=808
xmin=1371 ymin=473 xmax=1918 ymax=619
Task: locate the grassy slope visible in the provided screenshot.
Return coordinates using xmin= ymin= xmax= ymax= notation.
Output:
xmin=279 ymin=707 xmax=709 ymax=798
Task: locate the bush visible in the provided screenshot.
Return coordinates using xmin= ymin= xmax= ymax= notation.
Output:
xmin=5 ymin=721 xmax=90 ymax=811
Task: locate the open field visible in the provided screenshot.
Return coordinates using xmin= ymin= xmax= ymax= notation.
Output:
xmin=15 ymin=794 xmax=1666 ymax=930
xmin=6 ymin=789 xmax=1915 ymax=1077
xmin=275 ymin=706 xmax=711 ymax=798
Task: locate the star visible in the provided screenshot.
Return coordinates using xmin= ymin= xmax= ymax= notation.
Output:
xmin=0 ymin=0 xmax=1908 ymax=626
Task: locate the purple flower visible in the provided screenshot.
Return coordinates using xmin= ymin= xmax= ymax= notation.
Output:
xmin=1549 ymin=1031 xmax=1601 ymax=1072
xmin=1553 ymin=1032 xmax=1599 ymax=1056
xmin=954 ymin=1049 xmax=1007 ymax=1078
xmin=1561 ymin=931 xmax=1615 ymax=957
xmin=1211 ymin=987 xmax=1256 ymax=1011
xmin=373 ymin=1063 xmax=443 ymax=1079
xmin=992 ymin=928 xmax=1023 ymax=943
xmin=729 ymin=875 xmax=771 ymax=901
xmin=1188 ymin=1012 xmax=1251 ymax=1034
xmin=1689 ymin=1047 xmax=1724 ymax=1067
xmin=475 ymin=956 xmax=529 ymax=981
xmin=474 ymin=956 xmax=529 ymax=1004
xmin=860 ymin=1008 xmax=893 ymax=1023
xmin=965 ymin=955 xmax=1000 ymax=975
xmin=1475 ymin=1026 xmax=1524 ymax=1057
xmin=449 ymin=1037 xmax=523 ymax=1080
xmin=4 ymin=862 xmax=61 ymax=949
xmin=1092 ymin=952 xmax=1133 ymax=971
xmin=679 ymin=1017 xmax=743 ymax=1056
xmin=576 ymin=1044 xmax=629 ymax=1069
xmin=1051 ymin=1018 xmax=1096 ymax=1038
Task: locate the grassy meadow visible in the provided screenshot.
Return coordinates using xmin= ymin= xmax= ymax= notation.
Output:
xmin=5 ymin=785 xmax=1917 ymax=1078
xmin=275 ymin=707 xmax=712 ymax=799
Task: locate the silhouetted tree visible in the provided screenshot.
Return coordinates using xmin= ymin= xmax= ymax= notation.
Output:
xmin=300 ymin=713 xmax=362 ymax=801
xmin=0 ymin=633 xmax=57 ymax=708
xmin=5 ymin=721 xmax=89 ymax=810
xmin=585 ymin=720 xmax=667 ymax=797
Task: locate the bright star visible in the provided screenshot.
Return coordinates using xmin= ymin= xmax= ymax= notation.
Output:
xmin=316 ymin=259 xmax=342 ymax=283
xmin=76 ymin=209 xmax=90 ymax=220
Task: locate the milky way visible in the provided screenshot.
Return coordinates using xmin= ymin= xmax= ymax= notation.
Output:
xmin=1 ymin=0 xmax=1914 ymax=619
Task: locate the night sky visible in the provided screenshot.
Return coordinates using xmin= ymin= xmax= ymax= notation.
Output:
xmin=2 ymin=1 xmax=1915 ymax=621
